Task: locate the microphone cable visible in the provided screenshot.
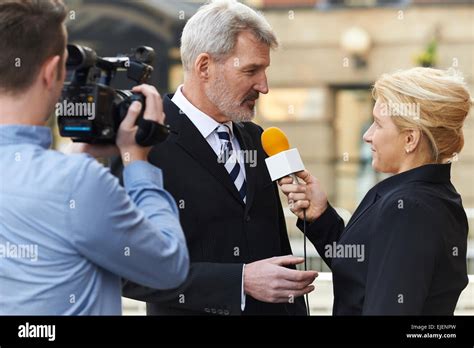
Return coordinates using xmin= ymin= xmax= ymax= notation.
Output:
xmin=303 ymin=208 xmax=310 ymax=316
xmin=290 ymin=173 xmax=310 ymax=316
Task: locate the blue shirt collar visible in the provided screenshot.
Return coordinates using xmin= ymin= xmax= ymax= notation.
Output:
xmin=0 ymin=125 xmax=52 ymax=149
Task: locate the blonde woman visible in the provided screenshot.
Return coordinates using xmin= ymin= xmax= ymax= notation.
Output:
xmin=279 ymin=67 xmax=472 ymax=315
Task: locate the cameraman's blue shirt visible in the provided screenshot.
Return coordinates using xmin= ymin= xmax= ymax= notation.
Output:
xmin=0 ymin=125 xmax=189 ymax=315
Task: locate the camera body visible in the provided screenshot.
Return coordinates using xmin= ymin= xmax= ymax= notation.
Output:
xmin=57 ymin=44 xmax=169 ymax=146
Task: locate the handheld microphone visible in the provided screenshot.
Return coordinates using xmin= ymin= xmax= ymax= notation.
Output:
xmin=261 ymin=127 xmax=305 ymax=184
xmin=261 ymin=126 xmax=311 ymax=315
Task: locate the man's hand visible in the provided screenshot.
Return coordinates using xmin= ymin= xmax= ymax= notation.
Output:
xmin=116 ymin=84 xmax=165 ymax=166
xmin=278 ymin=170 xmax=328 ymax=223
xmin=244 ymin=255 xmax=318 ymax=303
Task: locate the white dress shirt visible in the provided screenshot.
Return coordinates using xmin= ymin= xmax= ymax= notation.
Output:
xmin=171 ymin=85 xmax=247 ymax=312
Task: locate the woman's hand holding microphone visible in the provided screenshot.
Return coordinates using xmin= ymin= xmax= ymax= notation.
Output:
xmin=278 ymin=170 xmax=329 ymax=223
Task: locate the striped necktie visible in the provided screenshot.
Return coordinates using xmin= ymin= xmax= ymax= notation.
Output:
xmin=216 ymin=124 xmax=247 ymax=203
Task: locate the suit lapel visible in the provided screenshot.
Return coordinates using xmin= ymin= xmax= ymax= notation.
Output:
xmin=164 ymin=95 xmax=245 ymax=207
xmin=233 ymin=123 xmax=257 ymax=214
xmin=343 ymin=188 xmax=380 ymax=234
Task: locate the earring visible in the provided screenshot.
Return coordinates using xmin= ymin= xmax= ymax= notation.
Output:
xmin=405 ymin=148 xmax=410 ymax=154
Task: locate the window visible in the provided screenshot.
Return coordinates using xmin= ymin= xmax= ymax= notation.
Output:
xmin=257 ymin=88 xmax=329 ymax=122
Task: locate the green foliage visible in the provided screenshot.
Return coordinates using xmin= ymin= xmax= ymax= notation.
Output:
xmin=415 ymin=40 xmax=437 ymax=67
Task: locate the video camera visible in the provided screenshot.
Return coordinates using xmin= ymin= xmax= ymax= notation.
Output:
xmin=57 ymin=44 xmax=169 ymax=146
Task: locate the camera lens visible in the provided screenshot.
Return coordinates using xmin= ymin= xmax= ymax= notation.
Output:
xmin=66 ymin=44 xmax=97 ymax=69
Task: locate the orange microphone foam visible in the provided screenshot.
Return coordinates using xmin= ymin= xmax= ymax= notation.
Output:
xmin=261 ymin=127 xmax=290 ymax=157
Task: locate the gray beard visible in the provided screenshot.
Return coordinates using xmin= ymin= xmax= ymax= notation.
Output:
xmin=205 ymin=74 xmax=255 ymax=123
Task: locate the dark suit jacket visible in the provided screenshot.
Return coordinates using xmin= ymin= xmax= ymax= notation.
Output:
xmin=122 ymin=94 xmax=307 ymax=316
xmin=298 ymin=163 xmax=468 ymax=315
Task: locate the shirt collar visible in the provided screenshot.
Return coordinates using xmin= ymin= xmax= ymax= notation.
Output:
xmin=171 ymin=85 xmax=234 ymax=139
xmin=0 ymin=125 xmax=52 ymax=149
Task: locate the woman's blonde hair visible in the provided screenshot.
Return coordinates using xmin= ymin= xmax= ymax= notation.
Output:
xmin=373 ymin=67 xmax=472 ymax=163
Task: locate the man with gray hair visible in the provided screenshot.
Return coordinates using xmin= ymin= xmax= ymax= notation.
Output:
xmin=123 ymin=0 xmax=317 ymax=315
